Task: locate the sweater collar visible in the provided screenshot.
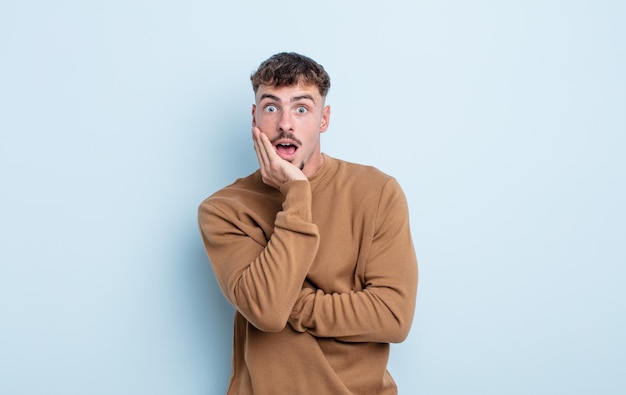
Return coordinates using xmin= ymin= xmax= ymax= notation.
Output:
xmin=308 ymin=153 xmax=336 ymax=189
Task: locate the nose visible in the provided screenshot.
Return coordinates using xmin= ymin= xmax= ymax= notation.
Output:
xmin=278 ymin=111 xmax=294 ymax=132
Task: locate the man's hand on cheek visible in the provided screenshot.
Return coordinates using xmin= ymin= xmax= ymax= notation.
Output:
xmin=252 ymin=127 xmax=307 ymax=189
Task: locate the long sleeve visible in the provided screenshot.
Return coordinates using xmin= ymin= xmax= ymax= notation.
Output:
xmin=199 ymin=179 xmax=320 ymax=332
xmin=288 ymin=178 xmax=418 ymax=343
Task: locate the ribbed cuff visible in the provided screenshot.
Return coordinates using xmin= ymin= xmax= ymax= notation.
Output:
xmin=279 ymin=180 xmax=313 ymax=222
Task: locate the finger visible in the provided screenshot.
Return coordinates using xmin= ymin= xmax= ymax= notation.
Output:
xmin=258 ymin=130 xmax=278 ymax=165
xmin=252 ymin=127 xmax=270 ymax=168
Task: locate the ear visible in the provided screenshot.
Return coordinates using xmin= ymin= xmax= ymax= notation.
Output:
xmin=320 ymin=105 xmax=331 ymax=133
xmin=251 ymin=104 xmax=257 ymax=126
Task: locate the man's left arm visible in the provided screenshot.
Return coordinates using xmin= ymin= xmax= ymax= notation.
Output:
xmin=288 ymin=178 xmax=418 ymax=343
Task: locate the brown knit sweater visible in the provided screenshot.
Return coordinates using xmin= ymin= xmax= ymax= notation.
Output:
xmin=198 ymin=154 xmax=418 ymax=395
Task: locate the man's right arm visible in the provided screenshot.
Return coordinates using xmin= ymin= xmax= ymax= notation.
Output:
xmin=198 ymin=180 xmax=319 ymax=332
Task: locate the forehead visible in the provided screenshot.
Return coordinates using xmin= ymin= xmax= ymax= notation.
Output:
xmin=255 ymin=83 xmax=322 ymax=104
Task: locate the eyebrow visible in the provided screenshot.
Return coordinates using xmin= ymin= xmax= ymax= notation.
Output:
xmin=260 ymin=93 xmax=316 ymax=104
xmin=292 ymin=94 xmax=315 ymax=103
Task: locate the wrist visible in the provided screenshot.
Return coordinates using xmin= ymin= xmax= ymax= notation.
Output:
xmin=288 ymin=287 xmax=316 ymax=332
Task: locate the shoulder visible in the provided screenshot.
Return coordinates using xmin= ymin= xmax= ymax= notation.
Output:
xmin=199 ymin=170 xmax=281 ymax=216
xmin=327 ymin=155 xmax=397 ymax=189
xmin=313 ymin=155 xmax=407 ymax=210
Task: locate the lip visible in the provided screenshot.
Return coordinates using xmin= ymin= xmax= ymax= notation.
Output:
xmin=273 ymin=137 xmax=300 ymax=146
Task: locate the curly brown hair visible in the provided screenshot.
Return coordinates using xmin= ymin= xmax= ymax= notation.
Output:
xmin=250 ymin=52 xmax=331 ymax=98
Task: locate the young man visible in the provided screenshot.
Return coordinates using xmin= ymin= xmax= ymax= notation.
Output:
xmin=198 ymin=52 xmax=418 ymax=395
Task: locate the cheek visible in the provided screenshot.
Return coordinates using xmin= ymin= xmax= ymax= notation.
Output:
xmin=304 ymin=118 xmax=323 ymax=133
xmin=255 ymin=112 xmax=275 ymax=126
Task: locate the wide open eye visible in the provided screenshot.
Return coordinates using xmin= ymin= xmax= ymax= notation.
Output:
xmin=296 ymin=106 xmax=308 ymax=114
xmin=264 ymin=105 xmax=277 ymax=113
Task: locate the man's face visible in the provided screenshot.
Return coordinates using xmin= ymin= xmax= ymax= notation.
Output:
xmin=252 ymin=83 xmax=330 ymax=178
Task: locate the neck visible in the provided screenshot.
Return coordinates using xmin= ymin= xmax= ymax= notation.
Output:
xmin=302 ymin=153 xmax=324 ymax=178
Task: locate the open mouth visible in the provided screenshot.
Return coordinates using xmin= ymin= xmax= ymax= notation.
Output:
xmin=275 ymin=143 xmax=298 ymax=157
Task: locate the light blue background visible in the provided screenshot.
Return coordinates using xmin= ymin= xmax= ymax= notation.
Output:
xmin=1 ymin=1 xmax=624 ymax=394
